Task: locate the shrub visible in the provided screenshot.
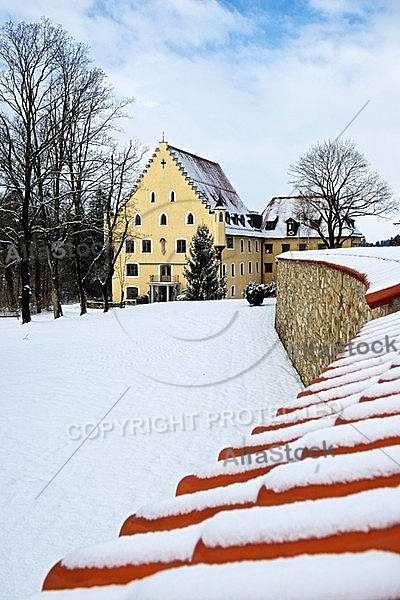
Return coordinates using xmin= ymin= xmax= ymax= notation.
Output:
xmin=136 ymin=294 xmax=149 ymax=305
xmin=242 ymin=281 xmax=277 ymax=305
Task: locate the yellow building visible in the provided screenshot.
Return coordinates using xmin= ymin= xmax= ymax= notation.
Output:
xmin=112 ymin=142 xmax=364 ymax=302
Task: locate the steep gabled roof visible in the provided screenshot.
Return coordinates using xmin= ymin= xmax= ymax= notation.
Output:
xmin=167 ymin=145 xmax=249 ymax=215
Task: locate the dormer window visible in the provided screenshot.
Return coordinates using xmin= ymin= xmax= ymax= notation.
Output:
xmin=239 ymin=215 xmax=245 ymax=226
xmin=286 ymin=218 xmax=299 ymax=237
xmin=219 ymin=212 xmax=224 ymax=222
xmin=225 ymin=213 xmax=231 ymax=225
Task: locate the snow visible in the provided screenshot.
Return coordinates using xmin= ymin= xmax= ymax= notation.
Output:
xmin=297 ymin=414 xmax=400 ymax=450
xmin=277 ymin=247 xmax=400 ymax=300
xmin=62 ymin=524 xmax=201 ymax=569
xmin=0 ymin=299 xmax=302 ymax=599
xmin=265 ymin=445 xmax=400 ymax=492
xmin=201 ymin=486 xmax=400 ymax=548
xmin=168 ymin=146 xmax=249 ymax=215
xmin=135 ymin=474 xmax=266 ymax=519
xmin=339 ymin=395 xmax=400 ymax=422
xmin=25 ymin=551 xmax=400 ymax=600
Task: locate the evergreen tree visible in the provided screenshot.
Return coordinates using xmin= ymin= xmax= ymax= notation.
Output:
xmin=183 ymin=225 xmax=226 ymax=300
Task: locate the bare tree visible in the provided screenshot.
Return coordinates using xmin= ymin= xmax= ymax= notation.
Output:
xmin=288 ymin=138 xmax=395 ymax=248
xmin=0 ymin=18 xmax=141 ymax=321
xmin=88 ymin=141 xmax=145 ymax=312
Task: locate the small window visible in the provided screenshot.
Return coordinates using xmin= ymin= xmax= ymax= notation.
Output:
xmin=170 ymin=190 xmax=176 ymax=202
xmin=256 ymin=261 xmax=259 ymax=273
xmin=248 ymin=261 xmax=252 ymax=274
xmin=150 ymin=191 xmax=156 ymax=203
xmin=264 ymin=243 xmax=273 ymax=254
xmin=176 ymin=239 xmax=187 ymax=253
xmin=225 ymin=213 xmax=231 ymax=225
xmin=126 ymin=286 xmax=139 ymax=300
xmin=282 ymin=243 xmax=290 ymax=252
xmin=255 ymin=240 xmax=259 ymax=253
xmin=126 ymin=263 xmax=138 ymax=277
xmin=222 ymin=263 xmax=227 ymax=276
xmin=186 ymin=212 xmax=195 ymax=225
xmin=248 ymin=240 xmax=252 ymax=253
xmin=226 ymin=236 xmax=234 ymax=249
xmin=298 ymin=243 xmax=307 ymax=251
xmin=134 ymin=214 xmax=142 ymax=227
xmin=231 ymin=263 xmax=235 ymax=277
xmin=142 ymin=239 xmax=152 ymax=253
xmin=159 ymin=213 xmax=168 ymax=226
xmin=264 ymin=263 xmax=273 ymax=273
xmin=125 ymin=239 xmax=135 ymax=253
xmin=230 ymin=285 xmax=235 ymax=297
xmin=240 ymin=239 xmax=244 ymax=253
xmin=240 ymin=262 xmax=244 ymax=276
xmin=239 ymin=215 xmax=245 ymax=226
xmin=318 ymin=243 xmax=326 ymax=249
xmin=219 ymin=212 xmax=224 ymax=222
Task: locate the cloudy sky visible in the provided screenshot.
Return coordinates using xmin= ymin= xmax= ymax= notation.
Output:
xmin=0 ymin=0 xmax=399 ymax=242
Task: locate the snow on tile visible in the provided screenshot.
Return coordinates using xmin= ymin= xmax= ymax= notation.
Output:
xmin=239 ymin=415 xmax=336 ymax=448
xmin=26 ymin=552 xmax=400 ymax=600
xmin=339 ymin=395 xmax=400 ymax=422
xmin=135 ymin=475 xmax=266 ymax=520
xmin=265 ymin=445 xmax=400 ymax=492
xmin=296 ymin=413 xmax=400 ymax=450
xmin=61 ymin=524 xmax=201 ymax=570
xmin=200 ymin=486 xmax=400 ymax=548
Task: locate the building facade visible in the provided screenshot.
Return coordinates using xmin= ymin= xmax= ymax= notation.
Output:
xmin=112 ymin=142 xmax=363 ymax=303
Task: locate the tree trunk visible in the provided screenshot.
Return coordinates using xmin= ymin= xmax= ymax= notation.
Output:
xmin=34 ymin=250 xmax=42 ymax=314
xmin=20 ymin=257 xmax=32 ymax=324
xmin=74 ymin=252 xmax=87 ymax=315
xmin=102 ymin=261 xmax=114 ymax=313
xmin=50 ymin=259 xmax=63 ymax=319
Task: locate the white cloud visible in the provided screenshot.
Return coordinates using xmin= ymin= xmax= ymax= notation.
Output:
xmin=0 ymin=0 xmax=399 ymax=242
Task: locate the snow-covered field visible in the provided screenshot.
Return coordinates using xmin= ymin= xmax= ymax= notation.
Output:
xmin=0 ymin=299 xmax=302 ymax=599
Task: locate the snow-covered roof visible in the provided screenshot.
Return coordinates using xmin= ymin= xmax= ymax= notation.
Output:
xmin=262 ymin=196 xmax=364 ymax=239
xmin=277 ymin=247 xmax=400 ymax=308
xmin=168 ymin=145 xmax=249 ymax=215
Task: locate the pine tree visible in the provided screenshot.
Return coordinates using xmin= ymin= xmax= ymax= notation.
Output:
xmin=183 ymin=225 xmax=226 ymax=300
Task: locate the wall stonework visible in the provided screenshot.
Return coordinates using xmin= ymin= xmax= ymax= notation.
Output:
xmin=275 ymin=260 xmax=389 ymax=386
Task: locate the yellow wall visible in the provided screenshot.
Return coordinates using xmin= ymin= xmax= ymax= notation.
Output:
xmin=113 ymin=142 xmax=215 ymax=302
xmin=261 ymin=237 xmax=361 ymax=283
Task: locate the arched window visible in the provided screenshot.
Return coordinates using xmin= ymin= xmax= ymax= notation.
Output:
xmin=134 ymin=214 xmax=142 ymax=227
xmin=170 ymin=190 xmax=176 ymax=202
xmin=159 ymin=213 xmax=168 ymax=226
xmin=150 ymin=191 xmax=156 ymax=203
xmin=186 ymin=212 xmax=195 ymax=225
xmin=219 ymin=212 xmax=224 ymax=222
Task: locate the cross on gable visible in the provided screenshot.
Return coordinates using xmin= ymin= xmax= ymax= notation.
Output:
xmin=161 ymin=159 xmax=166 ymax=168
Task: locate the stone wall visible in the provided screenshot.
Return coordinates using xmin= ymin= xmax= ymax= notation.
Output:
xmin=275 ymin=259 xmax=389 ymax=386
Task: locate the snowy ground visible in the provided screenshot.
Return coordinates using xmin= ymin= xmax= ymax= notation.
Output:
xmin=0 ymin=299 xmax=302 ymax=600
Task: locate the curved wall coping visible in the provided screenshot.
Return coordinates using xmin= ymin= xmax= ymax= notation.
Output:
xmin=277 ymin=247 xmax=400 ymax=309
